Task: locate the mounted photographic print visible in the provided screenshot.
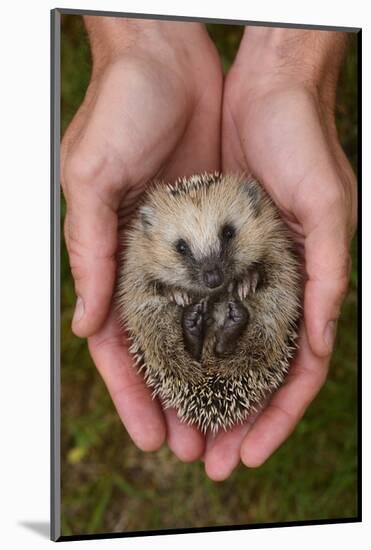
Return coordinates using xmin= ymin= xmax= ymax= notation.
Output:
xmin=51 ymin=7 xmax=360 ymax=542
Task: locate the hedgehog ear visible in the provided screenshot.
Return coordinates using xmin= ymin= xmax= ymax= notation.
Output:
xmin=242 ymin=178 xmax=263 ymax=216
xmin=139 ymin=205 xmax=156 ymax=232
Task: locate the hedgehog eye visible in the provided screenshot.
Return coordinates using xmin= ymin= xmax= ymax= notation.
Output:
xmin=221 ymin=224 xmax=236 ymax=241
xmin=175 ymin=239 xmax=189 ymax=255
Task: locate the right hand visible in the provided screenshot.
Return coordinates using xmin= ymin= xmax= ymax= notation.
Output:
xmin=61 ymin=19 xmax=223 ymax=458
xmin=203 ymin=28 xmax=357 ymax=480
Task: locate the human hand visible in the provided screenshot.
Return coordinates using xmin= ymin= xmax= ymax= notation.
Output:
xmin=61 ymin=17 xmax=223 ymax=458
xmin=203 ymin=28 xmax=357 ymax=480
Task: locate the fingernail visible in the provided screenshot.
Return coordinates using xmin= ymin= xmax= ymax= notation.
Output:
xmin=324 ymin=320 xmax=337 ymax=353
xmin=73 ymin=296 xmax=84 ymax=325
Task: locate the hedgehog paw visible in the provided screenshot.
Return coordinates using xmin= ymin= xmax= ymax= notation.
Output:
xmin=182 ymin=301 xmax=207 ymax=361
xmin=237 ymin=270 xmax=259 ymax=300
xmin=215 ymin=301 xmax=249 ymax=357
xmin=226 ymin=301 xmax=249 ymax=326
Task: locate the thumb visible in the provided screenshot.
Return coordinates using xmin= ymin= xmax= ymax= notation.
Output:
xmin=304 ymin=213 xmax=351 ymax=358
xmin=63 ymin=183 xmax=118 ymax=338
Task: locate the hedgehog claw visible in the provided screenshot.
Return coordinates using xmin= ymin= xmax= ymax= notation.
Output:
xmin=170 ymin=290 xmax=191 ymax=307
xmin=237 ymin=270 xmax=259 ymax=301
xmin=237 ymin=280 xmax=249 ymax=301
xmin=250 ymin=271 xmax=259 ymax=293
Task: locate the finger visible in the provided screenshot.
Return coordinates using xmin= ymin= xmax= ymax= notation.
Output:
xmin=88 ymin=312 xmax=166 ymax=452
xmin=204 ymin=421 xmax=253 ymax=481
xmin=303 ymin=210 xmax=351 ymax=357
xmin=63 ymin=179 xmax=118 ymax=338
xmin=240 ymin=327 xmax=329 ymax=468
xmin=163 ymin=408 xmax=205 ymax=463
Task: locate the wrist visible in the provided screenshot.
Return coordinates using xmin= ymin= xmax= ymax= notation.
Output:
xmin=83 ymin=16 xmax=210 ymax=75
xmin=233 ymin=27 xmax=348 ymax=107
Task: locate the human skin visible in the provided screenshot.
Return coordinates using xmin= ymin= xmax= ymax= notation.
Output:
xmin=61 ymin=19 xmax=357 ymax=477
xmin=61 ymin=16 xmax=223 ymax=459
xmin=203 ymin=28 xmax=357 ymax=480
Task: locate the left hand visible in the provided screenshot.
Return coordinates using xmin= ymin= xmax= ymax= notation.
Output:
xmin=61 ymin=19 xmax=223 ymax=461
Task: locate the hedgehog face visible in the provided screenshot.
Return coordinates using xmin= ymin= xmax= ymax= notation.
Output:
xmin=171 ymin=221 xmax=237 ymax=292
xmin=136 ymin=176 xmax=279 ymax=295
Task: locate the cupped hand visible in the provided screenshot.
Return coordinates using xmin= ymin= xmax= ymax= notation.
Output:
xmin=203 ymin=31 xmax=357 ymax=480
xmin=61 ymin=19 xmax=223 ymax=457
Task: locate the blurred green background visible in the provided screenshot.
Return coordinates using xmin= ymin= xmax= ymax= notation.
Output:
xmin=60 ymin=15 xmax=358 ymax=536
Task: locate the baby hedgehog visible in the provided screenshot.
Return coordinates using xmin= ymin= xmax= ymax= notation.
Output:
xmin=116 ymin=173 xmax=302 ymax=433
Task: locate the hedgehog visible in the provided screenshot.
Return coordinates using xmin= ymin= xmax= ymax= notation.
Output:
xmin=116 ymin=173 xmax=302 ymax=433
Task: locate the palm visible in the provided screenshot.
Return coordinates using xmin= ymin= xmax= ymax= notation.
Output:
xmin=200 ymin=82 xmax=355 ymax=477
xmin=63 ymin=52 xmax=221 ymax=208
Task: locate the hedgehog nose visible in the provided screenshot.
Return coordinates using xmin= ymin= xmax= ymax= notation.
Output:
xmin=203 ymin=268 xmax=224 ymax=289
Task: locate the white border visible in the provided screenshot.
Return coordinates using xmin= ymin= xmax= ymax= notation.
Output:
xmin=0 ymin=0 xmax=367 ymax=547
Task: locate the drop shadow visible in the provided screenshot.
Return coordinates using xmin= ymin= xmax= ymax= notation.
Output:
xmin=19 ymin=521 xmax=50 ymax=539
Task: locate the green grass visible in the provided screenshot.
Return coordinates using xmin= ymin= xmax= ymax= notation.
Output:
xmin=60 ymin=15 xmax=358 ymax=536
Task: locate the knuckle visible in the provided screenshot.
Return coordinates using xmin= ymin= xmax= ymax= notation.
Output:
xmin=63 ymin=221 xmax=88 ymax=283
xmin=62 ymin=148 xmax=125 ymax=207
xmin=337 ymin=246 xmax=351 ymax=274
xmin=323 ymin=182 xmax=346 ymax=210
xmin=336 ymin=276 xmax=349 ymax=300
xmin=334 ymin=253 xmax=351 ymax=298
xmin=63 ymin=151 xmax=97 ymax=189
xmin=69 ymin=259 xmax=87 ymax=285
xmin=323 ymin=176 xmax=358 ymax=237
